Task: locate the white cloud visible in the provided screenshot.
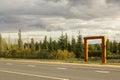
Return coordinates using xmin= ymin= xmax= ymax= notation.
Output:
xmin=0 ymin=0 xmax=120 ymax=42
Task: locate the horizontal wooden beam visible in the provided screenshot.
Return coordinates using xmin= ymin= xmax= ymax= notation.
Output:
xmin=84 ymin=36 xmax=105 ymax=40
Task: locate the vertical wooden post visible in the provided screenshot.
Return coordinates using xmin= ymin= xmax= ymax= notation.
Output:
xmin=102 ymin=36 xmax=106 ymax=63
xmin=84 ymin=39 xmax=88 ymax=62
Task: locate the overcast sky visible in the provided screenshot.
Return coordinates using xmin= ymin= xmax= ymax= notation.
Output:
xmin=0 ymin=0 xmax=120 ymax=42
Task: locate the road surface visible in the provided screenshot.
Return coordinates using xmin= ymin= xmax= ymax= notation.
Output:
xmin=0 ymin=59 xmax=120 ymax=80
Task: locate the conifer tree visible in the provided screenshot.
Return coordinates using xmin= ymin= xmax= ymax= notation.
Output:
xmin=106 ymin=39 xmax=110 ymax=52
xmin=118 ymin=42 xmax=120 ymax=54
xmin=31 ymin=38 xmax=35 ymax=52
xmin=35 ymin=42 xmax=40 ymax=51
xmin=58 ymin=32 xmax=65 ymax=50
xmin=112 ymin=40 xmax=118 ymax=53
xmin=0 ymin=34 xmax=3 ymax=52
xmin=64 ymin=33 xmax=68 ymax=50
xmin=67 ymin=42 xmax=71 ymax=52
xmin=43 ymin=36 xmax=48 ymax=50
xmin=71 ymin=36 xmax=76 ymax=53
xmin=53 ymin=40 xmax=57 ymax=51
xmin=75 ymin=32 xmax=83 ymax=58
xmin=18 ymin=29 xmax=24 ymax=51
xmin=48 ymin=37 xmax=53 ymax=51
xmin=39 ymin=41 xmax=42 ymax=51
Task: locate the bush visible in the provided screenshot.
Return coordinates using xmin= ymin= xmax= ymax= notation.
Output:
xmin=56 ymin=50 xmax=75 ymax=60
xmin=88 ymin=51 xmax=101 ymax=57
xmin=48 ymin=51 xmax=57 ymax=59
xmin=38 ymin=49 xmax=50 ymax=59
xmin=0 ymin=50 xmax=10 ymax=57
xmin=9 ymin=50 xmax=17 ymax=58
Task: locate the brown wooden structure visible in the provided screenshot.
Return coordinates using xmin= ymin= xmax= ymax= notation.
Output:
xmin=84 ymin=36 xmax=106 ymax=63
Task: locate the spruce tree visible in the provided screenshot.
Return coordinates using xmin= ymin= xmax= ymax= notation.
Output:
xmin=106 ymin=39 xmax=110 ymax=52
xmin=112 ymin=40 xmax=118 ymax=53
xmin=53 ymin=40 xmax=57 ymax=51
xmin=109 ymin=41 xmax=113 ymax=53
xmin=39 ymin=41 xmax=42 ymax=51
xmin=71 ymin=36 xmax=76 ymax=53
xmin=118 ymin=42 xmax=120 ymax=54
xmin=67 ymin=42 xmax=71 ymax=52
xmin=35 ymin=42 xmax=40 ymax=51
xmin=58 ymin=32 xmax=65 ymax=50
xmin=0 ymin=34 xmax=2 ymax=52
xmin=31 ymin=38 xmax=35 ymax=52
xmin=43 ymin=36 xmax=48 ymax=50
xmin=75 ymin=32 xmax=83 ymax=58
xmin=106 ymin=39 xmax=113 ymax=56
xmin=48 ymin=37 xmax=53 ymax=51
xmin=64 ymin=33 xmax=68 ymax=50
xmin=18 ymin=29 xmax=24 ymax=51
xmin=24 ymin=43 xmax=29 ymax=50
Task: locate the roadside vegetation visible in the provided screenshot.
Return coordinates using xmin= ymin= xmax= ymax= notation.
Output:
xmin=0 ymin=30 xmax=120 ymax=63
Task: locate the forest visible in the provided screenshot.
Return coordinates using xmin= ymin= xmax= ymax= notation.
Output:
xmin=0 ymin=30 xmax=120 ymax=60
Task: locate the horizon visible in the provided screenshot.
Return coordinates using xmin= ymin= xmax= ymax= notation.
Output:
xmin=0 ymin=30 xmax=119 ymax=44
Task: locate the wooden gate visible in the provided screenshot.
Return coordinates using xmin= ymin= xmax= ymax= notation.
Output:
xmin=84 ymin=36 xmax=106 ymax=63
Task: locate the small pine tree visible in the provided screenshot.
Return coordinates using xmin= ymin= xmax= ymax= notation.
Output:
xmin=0 ymin=34 xmax=2 ymax=51
xmin=106 ymin=39 xmax=112 ymax=55
xmin=118 ymin=42 xmax=120 ymax=54
xmin=18 ymin=29 xmax=24 ymax=51
xmin=58 ymin=32 xmax=65 ymax=50
xmin=64 ymin=33 xmax=68 ymax=50
xmin=53 ymin=40 xmax=58 ymax=51
xmin=39 ymin=41 xmax=42 ymax=51
xmin=42 ymin=36 xmax=48 ymax=50
xmin=35 ymin=42 xmax=40 ymax=51
xmin=106 ymin=39 xmax=110 ymax=51
xmin=31 ymin=38 xmax=35 ymax=52
xmin=112 ymin=40 xmax=118 ymax=53
xmin=67 ymin=42 xmax=71 ymax=52
xmin=75 ymin=32 xmax=83 ymax=58
xmin=48 ymin=37 xmax=54 ymax=51
xmin=71 ymin=36 xmax=76 ymax=53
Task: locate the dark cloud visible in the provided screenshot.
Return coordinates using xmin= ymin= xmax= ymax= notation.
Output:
xmin=0 ymin=16 xmax=20 ymax=24
xmin=107 ymin=0 xmax=120 ymax=4
xmin=45 ymin=0 xmax=63 ymax=3
xmin=0 ymin=0 xmax=120 ymax=32
xmin=0 ymin=0 xmax=119 ymax=19
xmin=0 ymin=0 xmax=68 ymax=16
xmin=68 ymin=0 xmax=91 ymax=6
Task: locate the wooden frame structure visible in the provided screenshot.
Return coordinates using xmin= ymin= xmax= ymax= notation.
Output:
xmin=84 ymin=36 xmax=106 ymax=63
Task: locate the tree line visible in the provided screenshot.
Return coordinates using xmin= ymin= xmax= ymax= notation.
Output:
xmin=0 ymin=30 xmax=120 ymax=60
xmin=0 ymin=30 xmax=83 ymax=59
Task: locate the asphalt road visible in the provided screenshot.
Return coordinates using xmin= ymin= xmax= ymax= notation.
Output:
xmin=0 ymin=60 xmax=120 ymax=80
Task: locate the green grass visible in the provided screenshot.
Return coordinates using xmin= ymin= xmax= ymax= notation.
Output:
xmin=0 ymin=57 xmax=120 ymax=66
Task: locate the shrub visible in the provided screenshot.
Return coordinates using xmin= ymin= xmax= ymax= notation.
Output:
xmin=56 ymin=50 xmax=75 ymax=60
xmin=38 ymin=49 xmax=50 ymax=59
